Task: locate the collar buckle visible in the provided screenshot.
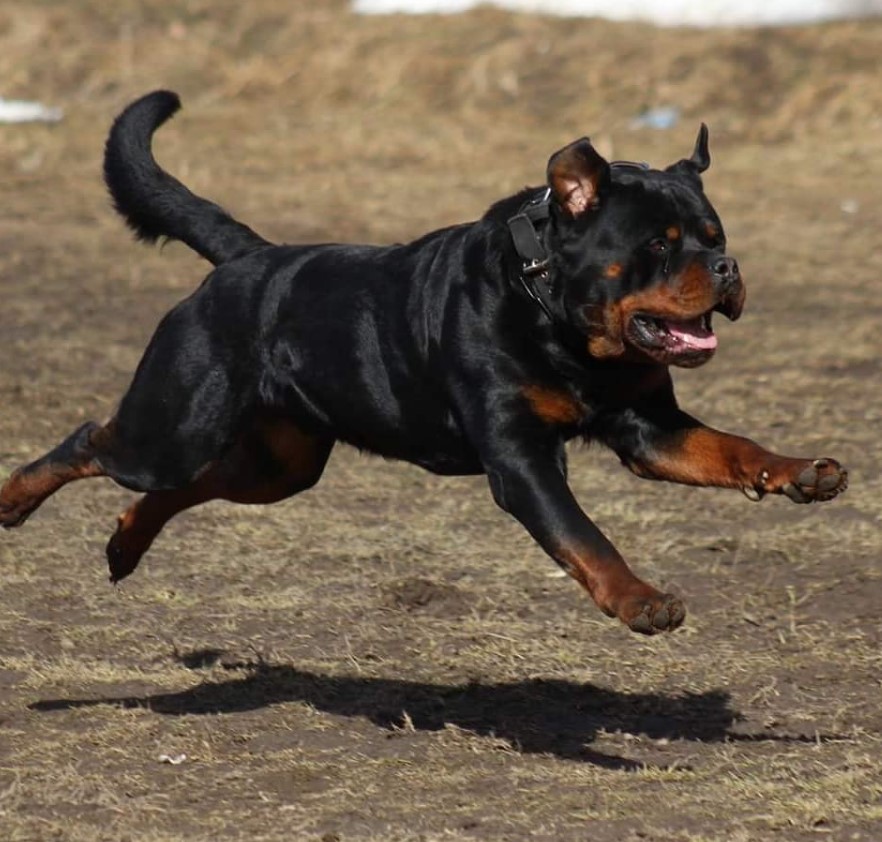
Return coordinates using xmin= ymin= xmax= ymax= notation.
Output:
xmin=522 ymin=257 xmax=550 ymax=278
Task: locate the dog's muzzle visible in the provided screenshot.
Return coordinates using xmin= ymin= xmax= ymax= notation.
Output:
xmin=710 ymin=256 xmax=745 ymax=321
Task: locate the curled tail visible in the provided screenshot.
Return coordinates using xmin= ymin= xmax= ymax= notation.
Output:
xmin=104 ymin=90 xmax=273 ymax=266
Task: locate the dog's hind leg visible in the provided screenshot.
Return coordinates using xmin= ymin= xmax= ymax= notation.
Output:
xmin=1 ymin=287 xmax=267 ymax=533
xmin=106 ymin=416 xmax=334 ymax=582
xmin=0 ymin=421 xmax=117 ymax=528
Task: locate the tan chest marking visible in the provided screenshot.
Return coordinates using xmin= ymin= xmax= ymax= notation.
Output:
xmin=523 ymin=385 xmax=583 ymax=425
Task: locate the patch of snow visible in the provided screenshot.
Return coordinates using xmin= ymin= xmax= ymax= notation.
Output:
xmin=353 ymin=0 xmax=882 ymax=27
xmin=0 ymin=97 xmax=63 ymax=124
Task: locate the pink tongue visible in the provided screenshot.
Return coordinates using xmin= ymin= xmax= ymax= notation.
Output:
xmin=665 ymin=317 xmax=718 ymax=350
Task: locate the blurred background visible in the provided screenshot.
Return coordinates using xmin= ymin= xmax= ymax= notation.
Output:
xmin=1 ymin=0 xmax=880 ymax=243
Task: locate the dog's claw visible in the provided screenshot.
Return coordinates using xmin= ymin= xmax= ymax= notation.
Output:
xmin=742 ymin=485 xmax=763 ymax=502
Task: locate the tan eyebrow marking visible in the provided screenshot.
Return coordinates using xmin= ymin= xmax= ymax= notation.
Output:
xmin=604 ymin=262 xmax=624 ymax=279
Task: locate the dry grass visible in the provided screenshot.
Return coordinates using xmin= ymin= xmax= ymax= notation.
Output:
xmin=1 ymin=2 xmax=881 ymax=840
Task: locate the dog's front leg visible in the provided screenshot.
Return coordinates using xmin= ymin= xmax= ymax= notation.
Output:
xmin=485 ymin=446 xmax=685 ymax=635
xmin=603 ymin=406 xmax=848 ymax=504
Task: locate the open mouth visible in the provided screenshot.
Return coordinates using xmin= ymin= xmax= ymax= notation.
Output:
xmin=628 ymin=311 xmax=717 ymax=364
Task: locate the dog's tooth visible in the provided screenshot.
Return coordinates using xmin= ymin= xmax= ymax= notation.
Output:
xmin=742 ymin=486 xmax=762 ymax=502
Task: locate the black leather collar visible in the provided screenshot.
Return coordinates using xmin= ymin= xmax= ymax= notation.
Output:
xmin=506 ymin=188 xmax=555 ymax=321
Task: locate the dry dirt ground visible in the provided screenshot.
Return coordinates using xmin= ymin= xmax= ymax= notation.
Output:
xmin=0 ymin=2 xmax=880 ymax=840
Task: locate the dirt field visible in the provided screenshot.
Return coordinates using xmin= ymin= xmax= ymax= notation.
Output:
xmin=1 ymin=2 xmax=880 ymax=840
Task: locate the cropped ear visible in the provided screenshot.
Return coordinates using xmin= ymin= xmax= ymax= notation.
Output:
xmin=666 ymin=124 xmax=710 ymax=177
xmin=547 ymin=138 xmax=611 ymax=217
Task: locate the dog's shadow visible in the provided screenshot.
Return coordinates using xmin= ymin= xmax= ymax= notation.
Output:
xmin=30 ymin=649 xmax=827 ymax=769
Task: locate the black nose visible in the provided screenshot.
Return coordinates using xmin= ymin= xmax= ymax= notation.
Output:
xmin=711 ymin=256 xmax=740 ymax=283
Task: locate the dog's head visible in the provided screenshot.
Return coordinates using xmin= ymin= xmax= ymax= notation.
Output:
xmin=544 ymin=127 xmax=744 ymax=368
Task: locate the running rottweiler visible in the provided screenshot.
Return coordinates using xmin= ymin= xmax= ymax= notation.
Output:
xmin=0 ymin=91 xmax=848 ymax=635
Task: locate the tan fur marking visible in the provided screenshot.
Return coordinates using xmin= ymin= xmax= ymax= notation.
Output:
xmin=582 ymin=302 xmax=626 ymax=359
xmin=257 ymin=418 xmax=328 ymax=482
xmin=619 ymin=261 xmax=717 ymax=323
xmin=554 ymin=544 xmax=663 ymax=620
xmin=604 ymin=262 xmax=624 ymax=279
xmin=630 ymin=427 xmax=779 ymax=489
xmin=523 ymin=385 xmax=583 ymax=425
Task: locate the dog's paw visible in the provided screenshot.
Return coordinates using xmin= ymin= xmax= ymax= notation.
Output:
xmin=106 ymin=514 xmax=148 ymax=583
xmin=106 ymin=535 xmax=140 ymax=583
xmin=0 ymin=475 xmax=37 ymax=529
xmin=780 ymin=458 xmax=848 ymax=504
xmin=0 ymin=501 xmax=34 ymax=529
xmin=744 ymin=458 xmax=848 ymax=504
xmin=621 ymin=592 xmax=686 ymax=635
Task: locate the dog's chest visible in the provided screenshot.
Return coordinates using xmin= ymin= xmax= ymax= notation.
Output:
xmin=575 ymin=364 xmax=672 ymax=413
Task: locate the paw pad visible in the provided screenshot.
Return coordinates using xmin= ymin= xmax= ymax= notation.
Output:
xmin=783 ymin=458 xmax=848 ymax=504
xmin=627 ymin=593 xmax=686 ymax=635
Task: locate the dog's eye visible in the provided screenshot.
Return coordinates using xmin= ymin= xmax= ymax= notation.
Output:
xmin=648 ymin=238 xmax=669 ymax=255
